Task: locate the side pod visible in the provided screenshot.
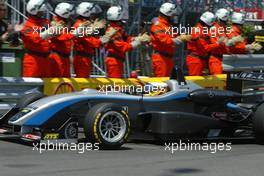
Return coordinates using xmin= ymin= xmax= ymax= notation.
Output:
xmin=137 ymin=111 xmax=233 ymax=140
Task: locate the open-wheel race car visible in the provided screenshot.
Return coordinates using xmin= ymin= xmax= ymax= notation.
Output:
xmin=1 ymin=55 xmax=264 ymax=149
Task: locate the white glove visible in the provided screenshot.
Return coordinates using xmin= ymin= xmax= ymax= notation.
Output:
xmin=79 ymin=20 xmax=92 ymax=28
xmin=40 ymin=27 xmax=57 ymax=39
xmin=133 ymin=36 xmax=140 ymax=42
xmin=99 ymin=28 xmax=119 ymax=44
xmin=245 ymin=44 xmax=255 ymax=53
xmin=131 ymin=40 xmax=141 ymax=48
xmin=51 ymin=20 xmax=65 ymax=27
xmin=245 ymin=44 xmax=253 ymax=50
xmin=51 ymin=21 xmax=65 ymax=34
xmin=226 ymin=35 xmax=244 ymax=47
xmin=141 ymin=33 xmax=151 ymax=43
xmin=246 ymin=43 xmax=263 ymax=53
xmin=172 ymin=34 xmax=191 ymax=45
xmin=90 ymin=19 xmax=106 ymax=30
xmin=40 ymin=21 xmax=65 ymax=39
xmin=100 ymin=36 xmax=110 ymax=44
xmin=232 ymin=35 xmax=244 ymax=43
xmin=252 ymin=42 xmax=263 ymax=51
xmin=0 ymin=32 xmax=8 ymax=41
xmin=177 ymin=34 xmax=192 ymax=42
xmin=217 ymin=36 xmax=226 ymax=45
xmin=173 ymin=38 xmax=183 ymax=45
xmin=225 ymin=39 xmax=235 ymax=47
xmin=73 ymin=20 xmax=93 ymax=37
xmin=80 ymin=21 xmax=106 ymax=36
xmin=134 ymin=33 xmax=151 ymax=43
xmin=104 ymin=27 xmax=118 ymax=38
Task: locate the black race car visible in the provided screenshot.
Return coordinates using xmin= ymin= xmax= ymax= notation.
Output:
xmin=0 ymin=55 xmax=264 ymax=149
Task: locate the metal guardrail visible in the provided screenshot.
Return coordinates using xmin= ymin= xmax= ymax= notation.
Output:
xmin=91 ymin=48 xmax=107 ymax=76
xmin=0 ymin=77 xmax=43 ymax=116
xmin=91 ymin=48 xmax=133 ymax=78
xmin=223 ymin=54 xmax=264 ymax=72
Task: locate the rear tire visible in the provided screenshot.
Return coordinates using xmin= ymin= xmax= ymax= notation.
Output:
xmin=253 ymin=103 xmax=264 ymax=143
xmin=83 ymin=103 xmax=130 ymax=150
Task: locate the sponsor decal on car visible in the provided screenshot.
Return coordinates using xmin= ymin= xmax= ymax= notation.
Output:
xmin=43 ymin=133 xmax=60 ymax=140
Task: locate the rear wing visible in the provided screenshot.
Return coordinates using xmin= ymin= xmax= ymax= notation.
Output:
xmin=223 ymin=54 xmax=264 ymax=101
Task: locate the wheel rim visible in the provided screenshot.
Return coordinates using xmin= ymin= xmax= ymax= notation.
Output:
xmin=64 ymin=122 xmax=78 ymax=139
xmin=99 ymin=111 xmax=127 ymax=143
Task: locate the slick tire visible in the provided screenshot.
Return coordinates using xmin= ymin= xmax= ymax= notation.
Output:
xmin=84 ymin=103 xmax=130 ymax=150
xmin=253 ymin=103 xmax=264 ymax=144
xmin=16 ymin=92 xmax=46 ymax=110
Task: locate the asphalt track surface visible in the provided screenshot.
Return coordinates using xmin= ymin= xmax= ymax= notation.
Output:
xmin=0 ymin=139 xmax=264 ymax=176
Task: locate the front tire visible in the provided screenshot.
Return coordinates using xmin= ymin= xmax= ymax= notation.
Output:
xmin=83 ymin=103 xmax=130 ymax=149
xmin=253 ymin=103 xmax=264 ymax=143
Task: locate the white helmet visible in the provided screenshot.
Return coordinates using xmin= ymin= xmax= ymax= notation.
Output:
xmin=159 ymin=2 xmax=178 ymax=17
xmin=215 ymin=8 xmax=230 ymax=21
xmin=200 ymin=11 xmax=216 ymax=26
xmin=55 ymin=2 xmax=74 ymax=19
xmin=26 ymin=0 xmax=46 ymax=15
xmin=231 ymin=12 xmax=245 ymax=25
xmin=107 ymin=6 xmax=124 ymax=21
xmin=76 ymin=2 xmax=94 ymax=17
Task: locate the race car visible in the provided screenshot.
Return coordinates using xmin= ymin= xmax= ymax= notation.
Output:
xmin=0 ymin=55 xmax=264 ymax=149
